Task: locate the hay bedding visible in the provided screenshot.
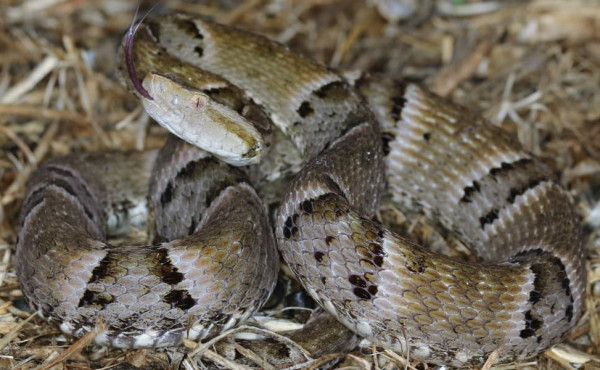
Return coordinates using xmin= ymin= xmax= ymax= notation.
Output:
xmin=0 ymin=0 xmax=599 ymax=368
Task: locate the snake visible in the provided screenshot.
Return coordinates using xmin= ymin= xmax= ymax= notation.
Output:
xmin=15 ymin=13 xmax=585 ymax=367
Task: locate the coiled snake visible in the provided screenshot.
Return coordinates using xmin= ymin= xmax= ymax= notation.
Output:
xmin=16 ymin=13 xmax=585 ymax=366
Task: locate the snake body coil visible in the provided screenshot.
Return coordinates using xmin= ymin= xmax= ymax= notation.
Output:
xmin=16 ymin=14 xmax=584 ymax=366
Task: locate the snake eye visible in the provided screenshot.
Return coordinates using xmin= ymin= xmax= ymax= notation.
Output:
xmin=189 ymin=94 xmax=207 ymax=111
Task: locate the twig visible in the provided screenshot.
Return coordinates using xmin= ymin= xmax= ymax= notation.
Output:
xmin=36 ymin=320 xmax=109 ymax=370
xmin=0 ymin=104 xmax=89 ymax=123
xmin=0 ymin=310 xmax=39 ymax=351
xmin=481 ymin=348 xmax=500 ymax=370
xmin=229 ymin=340 xmax=278 ymax=370
xmin=200 ymin=348 xmax=253 ymax=370
xmin=427 ymin=34 xmax=498 ymax=97
xmin=0 ymin=55 xmax=59 ymax=104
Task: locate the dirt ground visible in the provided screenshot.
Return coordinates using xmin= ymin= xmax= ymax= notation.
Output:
xmin=1 ymin=0 xmax=600 ymax=368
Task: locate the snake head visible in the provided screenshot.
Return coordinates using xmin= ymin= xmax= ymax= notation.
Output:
xmin=141 ymin=73 xmax=266 ymax=166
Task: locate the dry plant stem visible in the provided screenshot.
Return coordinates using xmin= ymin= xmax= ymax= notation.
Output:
xmin=305 ymin=353 xmax=359 ymax=370
xmin=37 ymin=320 xmax=109 ymax=370
xmin=330 ymin=7 xmax=377 ymax=67
xmin=372 ymin=343 xmax=380 ymax=370
xmin=481 ymin=348 xmax=501 ymax=370
xmin=0 ymin=310 xmax=38 ymax=351
xmin=1 ymin=121 xmax=58 ymax=206
xmin=0 ymin=125 xmax=36 ymax=164
xmin=200 ymin=348 xmax=253 ymax=370
xmin=218 ymin=0 xmax=263 ymax=24
xmin=544 ymin=344 xmax=596 ymax=368
xmin=0 ymin=55 xmax=59 ymax=104
xmin=383 ymin=348 xmax=417 ymax=370
xmin=427 ymin=35 xmax=497 ymax=97
xmin=0 ymin=104 xmax=90 ymax=124
xmin=0 ymin=247 xmax=11 ymax=289
xmin=187 ymin=325 xmax=313 ymax=360
xmin=229 ymin=340 xmax=278 ymax=370
xmin=346 ymin=353 xmax=373 ymax=369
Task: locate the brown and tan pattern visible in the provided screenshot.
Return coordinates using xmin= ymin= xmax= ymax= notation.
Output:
xmin=16 ymin=13 xmax=584 ymax=366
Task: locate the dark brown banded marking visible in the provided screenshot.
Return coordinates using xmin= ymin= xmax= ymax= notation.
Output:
xmin=87 ymin=253 xmax=118 ymax=284
xmin=369 ymin=243 xmax=384 ymax=256
xmin=194 ymin=46 xmax=203 ymax=57
xmin=325 ymin=236 xmax=335 ymax=245
xmin=565 ymin=304 xmax=574 ymax=322
xmin=390 ymin=95 xmax=407 ymax=121
xmin=297 ymin=101 xmax=314 ymax=117
xmin=507 ymin=179 xmax=543 ymax=204
xmin=353 ymin=280 xmax=378 ymax=300
xmin=389 ymin=81 xmax=408 ymax=121
xmin=314 ymin=81 xmax=348 ymax=99
xmin=160 ymin=183 xmax=174 ymax=204
xmin=301 ymin=200 xmax=313 ymax=214
xmin=561 ymin=277 xmax=572 ymax=297
xmin=156 ymin=248 xmax=185 ymax=285
xmin=489 ymin=158 xmax=533 ymax=178
xmin=160 ymin=158 xmax=216 ymax=207
xmin=79 ymin=253 xmax=119 ymax=308
xmin=368 ymin=285 xmax=378 ymax=295
xmin=79 ymin=290 xmax=114 ymax=309
xmin=479 ymin=208 xmax=499 ymax=229
xmin=282 ymin=214 xmax=300 ymax=239
xmin=512 ymin=248 xmax=575 ymax=327
xmin=460 ymin=181 xmax=481 ymax=203
xmin=21 ymin=195 xmax=45 ymax=221
xmin=176 ymin=159 xmax=200 ymax=179
xmin=353 ymin=287 xmax=371 ymax=300
xmin=43 ymin=177 xmax=96 ymax=221
xmin=322 ymin=175 xmax=347 ymax=200
xmin=520 ymin=310 xmax=542 ymax=339
xmin=172 ymin=19 xmax=203 ymax=38
xmin=381 ymin=132 xmax=395 ymax=156
xmin=204 ymin=175 xmax=248 ymax=208
xmin=529 ymin=271 xmax=543 ymax=303
xmin=349 ymin=274 xmax=367 ymax=288
xmin=164 ymin=289 xmax=195 ymax=310
xmin=161 ymin=157 xmax=248 ymax=209
xmin=25 ymin=181 xmax=87 ymax=221
xmin=282 ymin=225 xmax=291 ymax=239
xmin=314 ymin=251 xmax=325 ymax=263
xmin=423 ymin=132 xmax=431 ymax=141
xmin=188 ymin=218 xmax=197 ymax=235
xmin=46 ymin=165 xmax=95 ymax=200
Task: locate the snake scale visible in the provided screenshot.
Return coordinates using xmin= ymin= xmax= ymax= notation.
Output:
xmin=15 ymin=13 xmax=585 ymax=366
